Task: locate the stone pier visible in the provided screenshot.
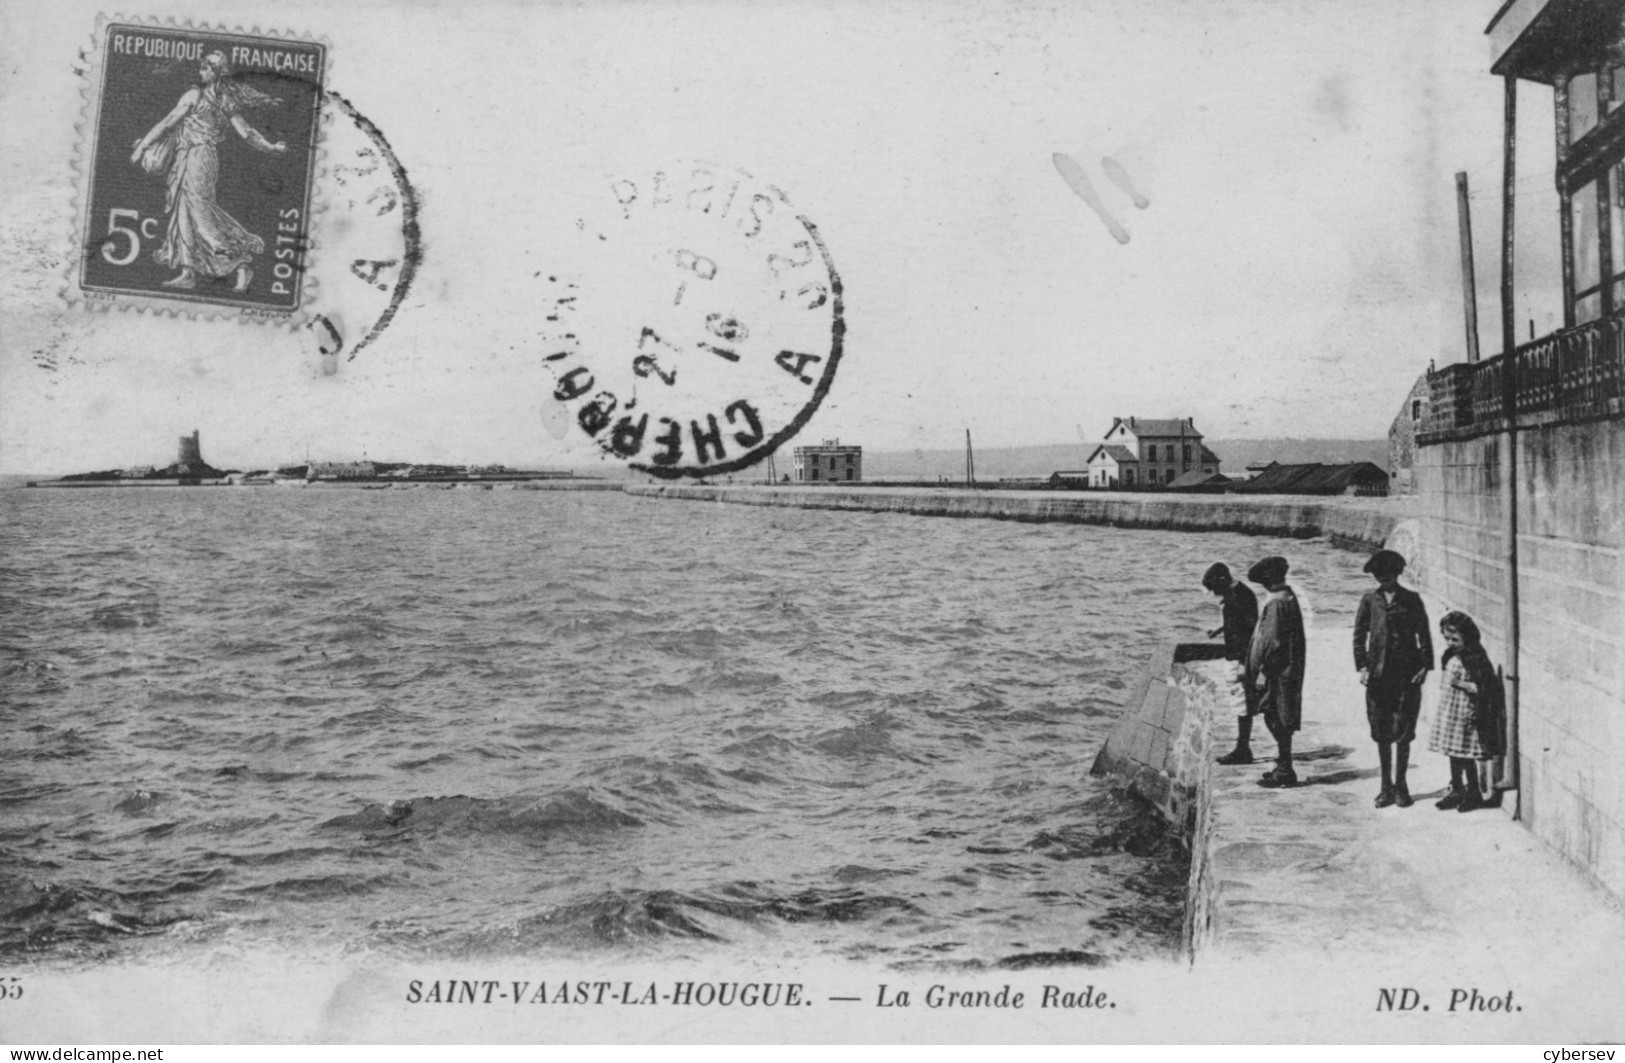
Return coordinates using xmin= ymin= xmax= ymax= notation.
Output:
xmin=626 ymin=484 xmax=1413 ymax=550
xmin=1093 ymin=618 xmax=1625 ymax=1037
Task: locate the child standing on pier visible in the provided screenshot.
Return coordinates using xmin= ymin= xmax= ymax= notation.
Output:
xmin=1203 ymin=563 xmax=1261 ymax=765
xmin=1353 ymin=549 xmax=1433 ymax=809
xmin=1428 ymin=611 xmax=1507 ymax=812
xmin=1247 ymin=556 xmax=1306 ymax=788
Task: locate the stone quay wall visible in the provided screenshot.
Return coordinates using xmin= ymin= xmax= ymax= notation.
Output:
xmin=624 ymin=485 xmax=1410 ymax=550
xmin=1412 ymin=417 xmax=1625 ymax=901
xmin=1088 ymin=642 xmax=1231 ymax=961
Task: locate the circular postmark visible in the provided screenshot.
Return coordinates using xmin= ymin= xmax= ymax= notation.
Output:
xmin=541 ymin=162 xmax=845 ymax=479
xmin=303 ymin=89 xmax=422 ymax=365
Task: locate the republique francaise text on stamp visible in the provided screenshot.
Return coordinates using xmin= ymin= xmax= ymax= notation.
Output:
xmin=71 ymin=21 xmax=327 ymax=317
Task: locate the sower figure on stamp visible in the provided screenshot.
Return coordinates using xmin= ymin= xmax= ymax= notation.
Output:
xmin=1353 ymin=549 xmax=1433 ymax=809
xmin=1203 ymin=562 xmax=1260 ymax=765
xmin=1246 ymin=556 xmax=1306 ymax=788
xmin=130 ymin=51 xmax=286 ymax=293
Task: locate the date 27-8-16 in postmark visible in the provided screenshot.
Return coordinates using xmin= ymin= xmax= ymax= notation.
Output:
xmin=72 ymin=22 xmax=326 ymax=316
xmin=543 ymin=163 xmax=846 ymax=480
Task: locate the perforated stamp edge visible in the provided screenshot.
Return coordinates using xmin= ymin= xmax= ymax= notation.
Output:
xmin=61 ymin=13 xmax=334 ymax=327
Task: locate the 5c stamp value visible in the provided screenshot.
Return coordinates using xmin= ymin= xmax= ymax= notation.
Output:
xmin=72 ymin=21 xmax=327 ymax=315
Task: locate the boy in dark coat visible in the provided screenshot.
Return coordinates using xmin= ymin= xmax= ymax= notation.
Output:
xmin=1353 ymin=549 xmax=1434 ymax=808
xmin=1247 ymin=556 xmax=1306 ymax=788
xmin=1203 ymin=562 xmax=1261 ymax=765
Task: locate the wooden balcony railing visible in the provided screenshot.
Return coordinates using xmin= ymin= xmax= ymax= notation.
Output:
xmin=1418 ymin=310 xmax=1625 ymax=442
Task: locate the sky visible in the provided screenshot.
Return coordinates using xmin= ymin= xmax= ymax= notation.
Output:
xmin=0 ymin=0 xmax=1568 ymax=474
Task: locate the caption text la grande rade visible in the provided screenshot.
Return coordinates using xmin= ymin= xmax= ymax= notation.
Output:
xmin=404 ymin=980 xmax=1112 ymax=1010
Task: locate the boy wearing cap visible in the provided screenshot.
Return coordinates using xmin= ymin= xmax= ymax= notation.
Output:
xmin=1353 ymin=549 xmax=1434 ymax=808
xmin=1246 ymin=555 xmax=1306 ymax=788
xmin=1203 ymin=563 xmax=1261 ymax=764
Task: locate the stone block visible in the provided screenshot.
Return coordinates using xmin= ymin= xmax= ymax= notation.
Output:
xmin=1148 ymin=728 xmax=1170 ymax=771
xmin=1141 ymin=682 xmax=1170 ymax=724
xmin=1541 ymin=537 xmax=1594 ymax=584
xmin=1128 ymin=724 xmax=1156 ymax=765
xmin=1161 ymin=687 xmax=1188 ymax=732
xmin=1524 ymin=612 xmax=1596 ymax=682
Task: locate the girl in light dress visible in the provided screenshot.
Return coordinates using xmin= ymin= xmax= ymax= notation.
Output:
xmin=1427 ymin=611 xmax=1506 ymax=812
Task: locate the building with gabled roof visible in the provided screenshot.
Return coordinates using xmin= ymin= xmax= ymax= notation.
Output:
xmin=1085 ymin=444 xmax=1139 ymax=488
xmin=1089 ymin=417 xmax=1220 ymax=488
xmin=1230 ymin=461 xmax=1389 ymax=496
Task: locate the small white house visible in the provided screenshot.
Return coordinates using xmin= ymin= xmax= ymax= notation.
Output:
xmin=1085 ymin=444 xmax=1139 ymax=488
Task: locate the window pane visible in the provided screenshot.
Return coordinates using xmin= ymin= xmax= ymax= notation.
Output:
xmin=1571 ymin=72 xmax=1599 ymax=142
xmin=1612 ymin=67 xmax=1624 ymax=115
xmin=1613 ymin=164 xmax=1625 ymax=286
xmin=1573 ymin=178 xmax=1601 ymax=293
xmin=1577 ymin=290 xmax=1603 ymax=325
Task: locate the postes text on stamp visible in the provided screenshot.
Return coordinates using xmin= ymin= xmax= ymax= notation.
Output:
xmin=74 ymin=22 xmax=327 ymax=315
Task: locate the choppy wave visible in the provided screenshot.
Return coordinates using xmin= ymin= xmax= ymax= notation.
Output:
xmin=0 ymin=486 xmax=1373 ymax=967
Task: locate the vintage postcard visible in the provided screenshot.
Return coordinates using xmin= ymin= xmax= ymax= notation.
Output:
xmin=2 ymin=0 xmax=1623 ymax=1049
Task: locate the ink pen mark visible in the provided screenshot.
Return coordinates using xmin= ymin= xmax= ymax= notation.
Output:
xmin=1052 ymin=152 xmax=1129 ymax=244
xmin=310 ymin=314 xmax=344 ymax=358
xmin=1101 ymin=156 xmax=1149 ymax=209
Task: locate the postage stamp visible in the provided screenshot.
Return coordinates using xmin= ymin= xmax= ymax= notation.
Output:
xmin=541 ymin=162 xmax=846 ymax=479
xmin=71 ymin=20 xmax=327 ymax=317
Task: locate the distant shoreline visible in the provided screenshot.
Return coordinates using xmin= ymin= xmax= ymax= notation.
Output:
xmin=15 ymin=478 xmax=1412 ymax=550
xmin=21 ymin=478 xmax=625 ymax=491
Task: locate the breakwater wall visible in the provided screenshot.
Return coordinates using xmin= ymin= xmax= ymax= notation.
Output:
xmin=1089 ymin=642 xmax=1233 ymax=960
xmin=624 ymin=485 xmax=1410 ymax=549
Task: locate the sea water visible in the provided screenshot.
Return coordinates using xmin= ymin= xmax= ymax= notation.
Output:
xmin=0 ymin=487 xmax=1372 ymax=969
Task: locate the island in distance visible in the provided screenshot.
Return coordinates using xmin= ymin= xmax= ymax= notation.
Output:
xmin=26 ymin=431 xmax=594 ymax=488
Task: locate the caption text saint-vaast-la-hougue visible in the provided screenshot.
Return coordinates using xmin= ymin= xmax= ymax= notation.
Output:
xmin=404 ymin=980 xmax=1112 ymax=1010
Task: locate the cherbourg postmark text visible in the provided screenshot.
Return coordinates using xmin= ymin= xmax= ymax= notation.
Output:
xmin=539 ymin=162 xmax=845 ymax=478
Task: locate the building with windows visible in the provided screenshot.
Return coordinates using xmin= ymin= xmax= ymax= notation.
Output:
xmin=1084 ymin=417 xmax=1220 ymax=488
xmin=1409 ymin=0 xmax=1625 ymax=902
xmin=1084 ymin=444 xmax=1139 ymax=488
xmin=1387 ymin=371 xmax=1431 ymax=494
xmin=792 ymin=440 xmax=862 ymax=482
